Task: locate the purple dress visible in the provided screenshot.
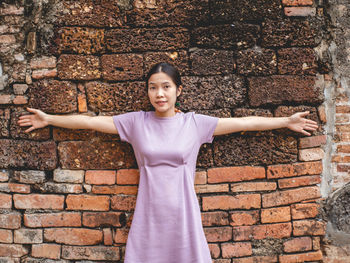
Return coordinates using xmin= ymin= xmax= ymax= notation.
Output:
xmin=112 ymin=110 xmax=219 ymax=263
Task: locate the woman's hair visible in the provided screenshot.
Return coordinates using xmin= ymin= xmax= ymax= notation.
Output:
xmin=145 ymin=62 xmax=182 ymax=89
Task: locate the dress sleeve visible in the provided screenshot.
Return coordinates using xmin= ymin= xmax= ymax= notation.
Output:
xmin=112 ymin=111 xmax=139 ymax=144
xmin=193 ymin=113 xmax=219 ymax=145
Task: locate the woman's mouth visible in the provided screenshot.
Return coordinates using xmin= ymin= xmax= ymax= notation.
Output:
xmin=156 ymin=101 xmax=167 ymax=106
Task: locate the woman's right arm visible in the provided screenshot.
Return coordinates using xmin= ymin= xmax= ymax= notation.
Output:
xmin=18 ymin=107 xmax=119 ymax=134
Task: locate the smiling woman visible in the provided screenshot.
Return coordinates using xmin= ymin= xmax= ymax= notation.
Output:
xmin=17 ymin=62 xmax=318 ymax=263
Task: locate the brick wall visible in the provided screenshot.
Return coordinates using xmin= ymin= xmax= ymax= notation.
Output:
xmin=0 ymin=0 xmax=332 ymax=262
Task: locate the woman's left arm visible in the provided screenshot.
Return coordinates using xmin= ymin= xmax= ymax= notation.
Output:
xmin=213 ymin=111 xmax=318 ymax=136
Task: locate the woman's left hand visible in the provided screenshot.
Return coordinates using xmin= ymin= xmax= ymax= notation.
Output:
xmin=286 ymin=111 xmax=319 ymax=136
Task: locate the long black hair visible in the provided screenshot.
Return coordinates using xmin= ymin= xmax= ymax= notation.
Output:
xmin=145 ymin=62 xmax=182 ymax=90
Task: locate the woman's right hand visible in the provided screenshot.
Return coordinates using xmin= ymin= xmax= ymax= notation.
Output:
xmin=17 ymin=107 xmax=49 ymax=133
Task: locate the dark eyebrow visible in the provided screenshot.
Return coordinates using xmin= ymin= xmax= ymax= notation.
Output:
xmin=149 ymin=81 xmax=171 ymax=84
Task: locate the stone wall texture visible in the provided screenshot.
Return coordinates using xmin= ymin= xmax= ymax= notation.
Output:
xmin=0 ymin=0 xmax=346 ymax=262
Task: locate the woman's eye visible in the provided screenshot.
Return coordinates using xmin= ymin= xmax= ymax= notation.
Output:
xmin=164 ymin=85 xmax=169 ymax=88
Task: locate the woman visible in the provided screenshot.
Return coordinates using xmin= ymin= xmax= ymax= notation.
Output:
xmin=18 ymin=62 xmax=318 ymax=263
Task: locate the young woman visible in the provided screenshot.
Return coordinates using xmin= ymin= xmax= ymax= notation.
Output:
xmin=18 ymin=62 xmax=318 ymax=263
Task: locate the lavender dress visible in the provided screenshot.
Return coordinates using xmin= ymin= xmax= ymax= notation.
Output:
xmin=112 ymin=110 xmax=219 ymax=263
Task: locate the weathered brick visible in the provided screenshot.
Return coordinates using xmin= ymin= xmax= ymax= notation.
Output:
xmin=77 ymin=93 xmax=87 ymax=113
xmin=232 ymin=256 xmax=278 ymax=263
xmin=279 ymin=250 xmax=322 ymax=262
xmin=31 ymin=243 xmax=61 ymax=259
xmin=53 ymin=127 xmax=96 ymax=142
xmin=14 ymin=194 xmax=64 ymax=210
xmin=0 ymin=183 xmax=30 ymax=193
xmin=229 ymin=211 xmax=259 ymax=226
xmin=336 ymin=105 xmax=350 ymax=113
xmin=66 ymin=194 xmax=109 ymax=211
xmin=85 ymin=170 xmax=116 ymax=185
xmin=28 ymin=79 xmax=77 ymax=113
xmin=233 ymin=223 xmax=292 ymax=240
xmin=116 ymin=169 xmax=140 ymax=185
xmin=24 ymin=212 xmax=81 ymax=227
xmin=103 ymin=228 xmax=113 ymax=245
xmin=56 ymin=27 xmax=104 ymax=54
xmin=282 ymin=0 xmax=313 ymax=6
xmin=278 ymin=175 xmax=321 ymax=188
xmin=111 ymin=195 xmax=136 ymax=211
xmin=0 ymin=193 xmax=12 ymax=208
xmin=337 ymin=144 xmax=350 ymax=153
xmin=236 ymin=48 xmax=277 ymax=76
xmin=0 ymin=4 xmax=24 ymax=15
xmin=285 ymin=7 xmax=316 ymax=16
xmin=12 ymin=95 xmax=28 ymax=105
xmin=262 ymin=18 xmax=321 ymax=47
xmin=13 ymin=84 xmax=28 ymax=95
xmin=61 ymin=245 xmax=120 ymax=260
xmin=194 ymin=171 xmax=207 ymax=185
xmin=106 ymin=27 xmax=190 ymax=52
xmin=204 ymin=226 xmax=232 ymax=242
xmin=202 ymin=194 xmax=261 ymax=211
xmin=57 ymin=55 xmax=100 ymax=80
xmin=0 ymin=170 xmax=9 ymax=182
xmin=293 ymin=219 xmax=325 ymax=236
xmin=53 ymin=169 xmax=84 ymax=183
xmin=114 ymin=227 xmax=129 ymax=244
xmin=261 ymin=206 xmax=291 ymax=223
xmin=0 ymin=213 xmax=21 ymax=229
xmin=14 ymin=229 xmax=42 ymax=244
xmin=144 ymin=51 xmax=190 ymax=75
xmin=13 ymin=170 xmax=45 ymax=184
xmin=0 ymin=244 xmax=28 ymax=257
xmin=190 ymin=49 xmax=234 ymax=75
xmin=208 ymin=243 xmax=220 ymax=259
xmin=85 ymin=81 xmax=116 ymax=111
xmin=0 ymin=109 xmax=10 ymax=137
xmin=221 ymin=242 xmax=252 ymax=258
xmin=201 ymin=211 xmax=229 ymax=226
xmin=298 ymin=148 xmax=324 ymax=161
xmin=248 ymin=75 xmax=322 ymax=107
xmin=0 ymin=95 xmax=12 ymax=104
xmin=299 ymin=135 xmax=327 ymax=148
xmin=92 ymin=185 xmax=138 ymax=195
xmin=262 ymin=186 xmax=320 ymax=207
xmin=83 ymin=212 xmax=123 ymax=227
xmin=283 ymin=237 xmax=312 ymax=252
xmin=32 ymin=182 xmax=83 ymax=194
xmin=267 ymin=161 xmax=322 ymax=179
xmin=231 ymin=182 xmax=277 ymax=192
xmin=44 ymin=228 xmax=103 ymax=245
xmin=101 ymin=54 xmax=143 ymax=81
xmin=30 ymin=56 xmax=56 ymax=69
xmin=195 ymin=184 xmax=229 ymax=193
xmin=58 ymin=141 xmax=135 ymax=169
xmin=192 ymin=23 xmax=260 ymax=50
xmin=0 ymin=229 xmax=12 ymax=243
xmin=31 ymin=69 xmax=57 ymax=79
xmin=208 ymin=166 xmax=265 ymax=183
xmin=278 ymin=48 xmax=317 ymax=75
xmin=0 ymin=35 xmax=16 ymax=44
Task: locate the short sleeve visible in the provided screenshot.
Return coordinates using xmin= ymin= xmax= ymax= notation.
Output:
xmin=112 ymin=111 xmax=140 ymax=144
xmin=193 ymin=113 xmax=219 ymax=145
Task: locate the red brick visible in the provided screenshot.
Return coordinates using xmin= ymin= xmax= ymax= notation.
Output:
xmin=285 ymin=7 xmax=316 ymax=16
xmin=44 ymin=228 xmax=103 ymax=245
xmin=299 ymin=135 xmax=326 ymax=148
xmin=336 ymin=125 xmax=350 ymax=132
xmin=111 ymin=195 xmax=136 ymax=211
xmin=312 ymin=236 xmax=320 ymax=250
xmin=267 ymin=161 xmax=322 ymax=179
xmin=32 ymin=69 xmax=57 ymax=79
xmin=195 ymin=170 xmax=207 ymax=184
xmin=195 ymin=184 xmax=229 ymax=193
xmin=222 ymin=242 xmax=252 ymax=258
xmin=85 ymin=170 xmax=116 ymax=185
xmin=78 ymin=94 xmax=87 ymax=112
xmin=229 ymin=211 xmax=259 ymax=226
xmin=203 ymin=194 xmax=261 ymax=211
xmin=262 ymin=186 xmax=320 ymax=207
xmin=283 ymin=237 xmax=312 ymax=252
xmin=0 ymin=35 xmax=16 ymax=44
xmin=0 ymin=213 xmax=21 ymax=229
xmin=232 ymin=256 xmax=278 ymax=262
xmin=293 ymin=219 xmax=325 ymax=236
xmin=14 ymin=228 xmax=42 ymax=243
xmin=0 ymin=94 xmax=12 ymax=104
xmin=332 ymin=155 xmax=350 ymax=162
xmin=103 ymin=228 xmax=113 ymax=245
xmin=24 ymin=212 xmax=81 ymax=227
xmin=278 ymin=175 xmax=321 ymax=188
xmin=208 ymin=243 xmax=220 ymax=259
xmin=83 ymin=212 xmax=123 ymax=227
xmin=204 ymin=226 xmax=232 ymax=242
xmin=116 ymin=169 xmax=140 ymax=184
xmin=92 ymin=185 xmax=138 ymax=195
xmin=298 ymin=148 xmax=324 ymax=161
xmin=114 ymin=228 xmax=129 ymax=244
xmin=336 ymin=105 xmax=350 ymax=113
xmin=0 ymin=183 xmax=30 ymax=193
xmin=261 ymin=206 xmax=291 ymax=223
xmin=208 ymin=166 xmax=265 ymax=183
xmin=12 ymin=95 xmax=28 ymax=105
xmin=0 ymin=229 xmax=12 ymax=243
xmin=233 ymin=223 xmax=292 ymax=241
xmin=14 ymin=194 xmax=64 ymax=210
xmin=0 ymin=171 xmax=9 ymax=182
xmin=201 ymin=211 xmax=229 ymax=226
xmin=231 ymin=182 xmax=277 ymax=192
xmin=30 ymin=56 xmax=56 ymax=69
xmin=0 ymin=193 xmax=12 ymax=208
xmin=66 ymin=194 xmax=109 ymax=211
xmin=337 ymin=144 xmax=350 ymax=153
xmin=0 ymin=244 xmax=28 ymax=257
xmin=282 ymin=0 xmax=313 ymax=6
xmin=31 ymin=243 xmax=61 ymax=259
xmin=336 ymin=114 xmax=349 ymax=123
xmin=279 ymin=250 xmax=322 ymax=262
xmin=61 ymin=245 xmax=120 ymax=260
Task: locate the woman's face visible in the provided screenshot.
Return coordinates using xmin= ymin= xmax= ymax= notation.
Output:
xmin=147 ymin=72 xmax=182 ymax=117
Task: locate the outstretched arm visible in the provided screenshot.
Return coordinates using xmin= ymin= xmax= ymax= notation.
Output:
xmin=17 ymin=107 xmax=119 ymax=134
xmin=213 ymin=111 xmax=318 ymax=136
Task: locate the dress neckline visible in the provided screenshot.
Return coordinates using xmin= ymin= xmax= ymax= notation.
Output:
xmin=149 ymin=111 xmax=182 ymax=121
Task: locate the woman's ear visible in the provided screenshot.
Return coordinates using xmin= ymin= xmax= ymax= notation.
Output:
xmin=177 ymin=85 xmax=183 ymax=97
